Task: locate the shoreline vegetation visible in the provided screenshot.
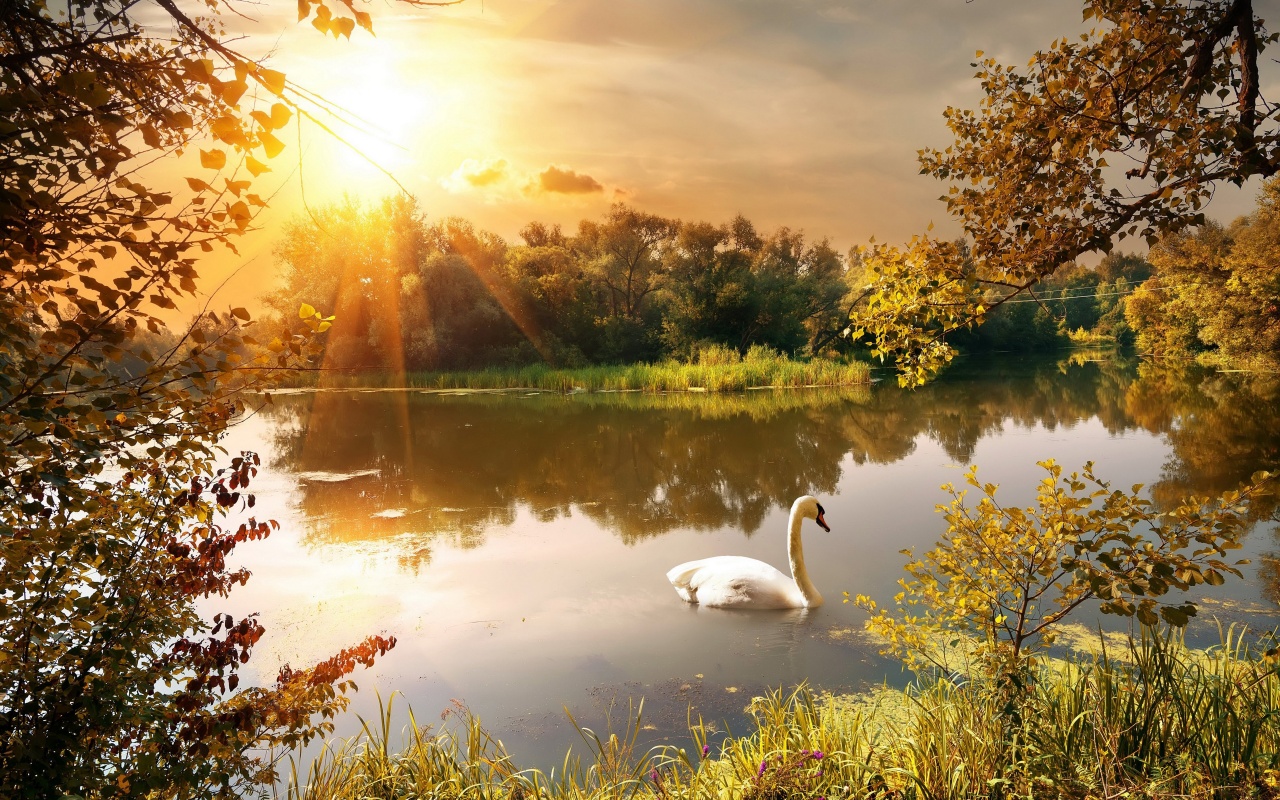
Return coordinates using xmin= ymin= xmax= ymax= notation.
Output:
xmin=286 ymin=627 xmax=1280 ymax=800
xmin=294 ymin=345 xmax=872 ymax=394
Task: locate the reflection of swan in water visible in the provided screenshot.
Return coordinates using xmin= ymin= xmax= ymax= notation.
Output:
xmin=667 ymin=496 xmax=830 ymax=609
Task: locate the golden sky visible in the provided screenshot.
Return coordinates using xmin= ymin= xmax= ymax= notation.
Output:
xmin=184 ymin=0 xmax=1265 ymax=314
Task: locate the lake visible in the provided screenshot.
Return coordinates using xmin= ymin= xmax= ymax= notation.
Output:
xmin=215 ymin=354 xmax=1280 ymax=769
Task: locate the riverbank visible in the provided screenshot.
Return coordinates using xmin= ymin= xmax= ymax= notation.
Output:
xmin=281 ymin=627 xmax=1280 ymax=799
xmin=300 ymin=347 xmax=871 ymax=393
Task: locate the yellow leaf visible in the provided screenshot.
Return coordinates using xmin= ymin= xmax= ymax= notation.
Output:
xmin=299 ymin=303 xmax=316 ymax=319
xmin=259 ymin=130 xmax=285 ymax=159
xmin=270 ymin=102 xmax=293 ymax=129
xmin=221 ymin=79 xmax=248 ymax=106
xmin=199 ymin=149 xmax=227 ymax=170
xmin=185 ymin=177 xmax=209 ymax=192
xmin=245 ymin=156 xmax=271 ymax=177
xmin=228 ymin=200 xmax=251 ymax=219
xmin=209 ymin=115 xmax=243 ymax=144
xmin=258 ymin=68 xmax=287 ymax=96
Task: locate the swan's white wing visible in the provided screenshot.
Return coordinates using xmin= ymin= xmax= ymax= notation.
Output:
xmin=667 ymin=556 xmax=803 ymax=609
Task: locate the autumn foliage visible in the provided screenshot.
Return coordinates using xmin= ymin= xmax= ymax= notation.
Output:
xmin=0 ymin=0 xmax=416 ymax=795
xmin=851 ymin=0 xmax=1280 ymax=385
xmin=855 ymin=460 xmax=1272 ymax=673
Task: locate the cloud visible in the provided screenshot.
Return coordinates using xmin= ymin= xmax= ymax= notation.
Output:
xmin=444 ymin=158 xmax=510 ymax=192
xmin=537 ymin=165 xmax=604 ymax=194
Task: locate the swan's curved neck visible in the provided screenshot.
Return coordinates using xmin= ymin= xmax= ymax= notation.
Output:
xmin=787 ymin=505 xmax=821 ymax=606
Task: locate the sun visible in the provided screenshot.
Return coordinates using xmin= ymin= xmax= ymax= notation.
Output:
xmin=316 ymin=50 xmax=441 ymax=181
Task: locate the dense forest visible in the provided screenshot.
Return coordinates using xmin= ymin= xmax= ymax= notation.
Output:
xmin=268 ymin=178 xmax=1280 ymax=374
xmin=267 ymin=199 xmax=857 ymax=371
xmin=948 ymin=249 xmax=1152 ymax=352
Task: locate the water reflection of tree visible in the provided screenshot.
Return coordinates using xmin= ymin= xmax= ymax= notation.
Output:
xmin=264 ymin=390 xmax=869 ymax=553
xmin=261 ymin=356 xmax=1280 ymax=572
xmin=1123 ymin=364 xmax=1280 ymax=519
xmin=1126 ymin=364 xmax=1280 ymax=605
xmin=837 ymin=355 xmax=1140 ymax=465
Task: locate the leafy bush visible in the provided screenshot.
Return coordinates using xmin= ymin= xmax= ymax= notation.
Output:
xmin=854 ymin=460 xmax=1271 ymax=673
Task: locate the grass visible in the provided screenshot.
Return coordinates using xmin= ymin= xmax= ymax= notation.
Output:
xmin=304 ymin=345 xmax=871 ymax=393
xmin=1066 ymin=327 xmax=1120 ymax=346
xmin=280 ymin=626 xmax=1280 ymax=800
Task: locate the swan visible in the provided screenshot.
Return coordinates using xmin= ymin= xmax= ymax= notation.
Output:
xmin=666 ymin=495 xmax=830 ymax=609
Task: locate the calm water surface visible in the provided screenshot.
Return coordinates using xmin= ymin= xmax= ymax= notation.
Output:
xmin=216 ymin=355 xmax=1280 ymax=767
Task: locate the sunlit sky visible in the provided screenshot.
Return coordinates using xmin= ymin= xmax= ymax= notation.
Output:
xmin=187 ymin=0 xmax=1266 ymax=313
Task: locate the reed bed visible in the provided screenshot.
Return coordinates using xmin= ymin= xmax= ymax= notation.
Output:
xmin=282 ymin=627 xmax=1280 ymax=800
xmin=307 ymin=346 xmax=871 ymax=393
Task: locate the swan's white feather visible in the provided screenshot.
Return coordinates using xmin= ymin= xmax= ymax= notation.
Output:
xmin=667 ymin=556 xmax=806 ymax=609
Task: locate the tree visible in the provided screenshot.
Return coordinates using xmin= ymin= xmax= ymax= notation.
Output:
xmin=661 ymin=218 xmax=760 ymax=357
xmin=662 ymin=217 xmax=854 ymax=358
xmin=851 ymin=0 xmax=1279 ymax=386
xmin=1095 ymin=250 xmax=1153 ymax=284
xmin=749 ymin=227 xmax=849 ymax=355
xmin=503 ymin=225 xmax=600 ymax=366
xmin=268 ymin=196 xmax=428 ymax=370
xmin=1126 ymin=223 xmax=1231 ymax=360
xmin=1126 ymin=177 xmax=1280 ymax=369
xmin=410 ymin=217 xmax=527 ymax=368
xmin=577 ymin=204 xmax=678 ymax=323
xmin=0 ymin=0 xmax=447 ymax=793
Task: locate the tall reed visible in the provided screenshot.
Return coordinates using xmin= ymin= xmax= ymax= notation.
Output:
xmin=282 ymin=628 xmax=1280 ymax=800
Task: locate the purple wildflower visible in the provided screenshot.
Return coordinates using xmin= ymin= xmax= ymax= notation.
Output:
xmin=702 ymin=744 xmax=710 ymax=757
xmin=812 ymin=750 xmax=825 ymax=760
xmin=650 ymin=770 xmax=659 ymax=783
xmin=758 ymin=759 xmax=768 ymax=776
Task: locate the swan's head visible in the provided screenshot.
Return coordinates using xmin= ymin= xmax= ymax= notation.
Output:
xmin=794 ymin=495 xmax=830 ymax=532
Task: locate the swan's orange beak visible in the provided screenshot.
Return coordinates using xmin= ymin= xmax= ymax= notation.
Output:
xmin=816 ymin=510 xmax=830 ymax=532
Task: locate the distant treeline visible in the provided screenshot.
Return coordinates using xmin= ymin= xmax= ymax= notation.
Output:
xmin=949 ymin=249 xmax=1153 ymax=353
xmin=955 ymin=176 xmax=1280 ymax=371
xmin=266 ymin=197 xmax=861 ymax=371
xmin=266 ymin=180 xmax=1280 ymax=373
